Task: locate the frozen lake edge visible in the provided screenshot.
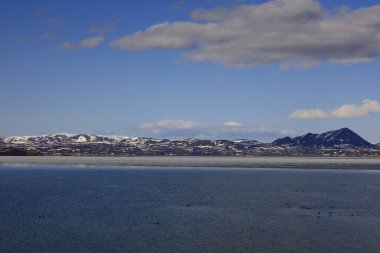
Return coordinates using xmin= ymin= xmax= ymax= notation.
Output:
xmin=1 ymin=156 xmax=380 ymax=169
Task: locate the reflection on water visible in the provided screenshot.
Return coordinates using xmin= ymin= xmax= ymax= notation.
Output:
xmin=1 ymin=166 xmax=380 ymax=253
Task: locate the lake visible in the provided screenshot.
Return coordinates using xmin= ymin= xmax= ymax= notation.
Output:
xmin=1 ymin=164 xmax=380 ymax=252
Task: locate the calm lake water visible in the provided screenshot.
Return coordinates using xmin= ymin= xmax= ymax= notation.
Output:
xmin=1 ymin=165 xmax=380 ymax=253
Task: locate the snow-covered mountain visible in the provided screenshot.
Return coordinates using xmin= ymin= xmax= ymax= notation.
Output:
xmin=0 ymin=134 xmax=133 ymax=144
xmin=1 ymin=129 xmax=378 ymax=157
xmin=273 ymin=128 xmax=374 ymax=148
xmin=0 ymin=133 xmax=266 ymax=156
xmin=0 ymin=129 xmax=374 ymax=148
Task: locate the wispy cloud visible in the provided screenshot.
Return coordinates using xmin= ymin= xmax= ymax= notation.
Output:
xmin=90 ymin=22 xmax=117 ymax=35
xmin=57 ymin=36 xmax=104 ymax=50
xmin=79 ymin=36 xmax=104 ymax=48
xmin=140 ymin=119 xmax=202 ymax=131
xmin=111 ymin=0 xmax=380 ymax=68
xmin=35 ymin=8 xmax=49 ymax=16
xmin=168 ymin=0 xmax=186 ymax=11
xmin=290 ymin=99 xmax=380 ymax=119
xmin=0 ymin=32 xmax=54 ymax=42
xmin=289 ymin=108 xmax=329 ymax=119
xmin=57 ymin=41 xmax=75 ymax=50
xmin=46 ymin=17 xmax=66 ymax=25
xmin=223 ymin=121 xmax=243 ymax=127
xmin=139 ymin=119 xmax=297 ymax=140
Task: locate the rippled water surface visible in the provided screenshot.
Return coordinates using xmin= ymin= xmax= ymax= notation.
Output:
xmin=1 ymin=165 xmax=380 ymax=253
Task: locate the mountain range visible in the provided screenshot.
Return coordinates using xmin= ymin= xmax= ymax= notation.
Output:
xmin=0 ymin=128 xmax=379 ymax=157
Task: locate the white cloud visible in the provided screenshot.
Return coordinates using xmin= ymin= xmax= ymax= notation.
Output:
xmin=289 ymin=108 xmax=329 ymax=119
xmin=224 ymin=121 xmax=243 ymax=127
xmin=110 ymin=0 xmax=380 ymax=68
xmin=331 ymin=99 xmax=380 ymax=118
xmin=140 ymin=119 xmax=202 ymax=130
xmin=139 ymin=119 xmax=296 ymax=140
xmin=290 ymin=99 xmax=380 ymax=119
xmin=79 ymin=36 xmax=104 ymax=48
xmin=58 ymin=41 xmax=75 ymax=50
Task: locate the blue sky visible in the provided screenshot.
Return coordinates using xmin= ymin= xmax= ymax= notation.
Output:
xmin=1 ymin=0 xmax=380 ymax=142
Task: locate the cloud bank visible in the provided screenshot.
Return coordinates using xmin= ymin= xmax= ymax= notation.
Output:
xmin=290 ymin=99 xmax=380 ymax=119
xmin=110 ymin=0 xmax=380 ymax=68
xmin=139 ymin=119 xmax=297 ymax=140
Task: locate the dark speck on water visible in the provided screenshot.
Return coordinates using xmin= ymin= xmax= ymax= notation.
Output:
xmin=1 ymin=165 xmax=380 ymax=253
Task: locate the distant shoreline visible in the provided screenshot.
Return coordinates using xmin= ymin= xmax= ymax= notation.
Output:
xmin=1 ymin=156 xmax=380 ymax=169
